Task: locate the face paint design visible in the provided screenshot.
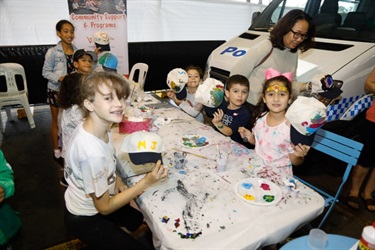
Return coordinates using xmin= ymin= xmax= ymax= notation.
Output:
xmin=266 ymin=84 xmax=288 ymax=94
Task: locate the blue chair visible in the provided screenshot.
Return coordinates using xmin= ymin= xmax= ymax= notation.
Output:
xmin=294 ymin=129 xmax=363 ymax=228
xmin=280 ymin=234 xmax=358 ymax=250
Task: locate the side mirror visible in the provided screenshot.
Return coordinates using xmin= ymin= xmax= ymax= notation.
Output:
xmin=252 ymin=11 xmax=261 ymax=24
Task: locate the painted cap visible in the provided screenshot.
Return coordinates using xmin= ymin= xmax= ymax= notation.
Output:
xmin=286 ymin=96 xmax=327 ymax=145
xmin=99 ymin=53 xmax=118 ymax=72
xmin=93 ymin=31 xmax=110 ymax=51
xmin=195 ymin=78 xmax=224 ymax=108
xmin=120 ymin=131 xmax=165 ymax=165
xmin=166 ymin=68 xmax=188 ymax=93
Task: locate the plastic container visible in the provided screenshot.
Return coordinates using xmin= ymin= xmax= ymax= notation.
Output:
xmin=358 ymin=222 xmax=375 ymax=250
xmin=119 ymin=117 xmax=151 ymax=134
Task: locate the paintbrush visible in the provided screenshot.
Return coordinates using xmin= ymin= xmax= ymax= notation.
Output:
xmin=123 ymin=171 xmax=152 ymax=180
xmin=172 ymin=148 xmax=212 ymax=160
xmin=145 ymin=89 xmax=169 ymax=94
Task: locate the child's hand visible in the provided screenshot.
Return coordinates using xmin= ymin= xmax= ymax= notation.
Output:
xmin=144 ymin=160 xmax=169 ymax=186
xmin=194 ymin=102 xmax=203 ymax=111
xmin=212 ymin=109 xmax=224 ymax=124
xmin=238 ymin=126 xmax=253 ymax=143
xmin=293 ymin=143 xmax=310 ymax=158
xmin=166 ymin=90 xmax=176 ymax=100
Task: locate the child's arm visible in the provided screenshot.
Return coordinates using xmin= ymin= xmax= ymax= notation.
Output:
xmin=90 ymin=160 xmax=168 ymax=215
xmin=179 ymin=100 xmax=203 ymax=119
xmin=212 ymin=109 xmax=232 ymax=136
xmin=167 ymin=90 xmax=183 ymax=105
xmin=238 ymin=127 xmax=255 ymax=145
xmin=289 ymin=143 xmax=310 ymax=166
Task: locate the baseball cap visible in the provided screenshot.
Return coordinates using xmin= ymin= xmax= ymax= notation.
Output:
xmin=120 ymin=131 xmax=165 ymax=165
xmin=73 ymin=49 xmax=97 ymax=62
xmin=195 ymin=78 xmax=225 ymax=108
xmin=93 ymin=31 xmax=110 ymax=51
xmin=285 ymin=96 xmax=327 ymax=146
xmin=99 ymin=53 xmax=118 ymax=72
xmin=166 ymin=68 xmax=188 ymax=93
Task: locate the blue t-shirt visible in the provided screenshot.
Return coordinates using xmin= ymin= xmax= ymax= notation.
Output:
xmin=207 ymin=100 xmax=251 ymax=145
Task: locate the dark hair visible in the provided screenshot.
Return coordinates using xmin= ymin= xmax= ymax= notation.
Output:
xmin=80 ymin=71 xmax=131 ymax=118
xmin=56 ymin=20 xmax=74 ymax=32
xmin=225 ymin=74 xmax=249 ymax=91
xmin=248 ymin=75 xmax=292 ymax=129
xmin=185 ymin=65 xmax=203 ymax=78
xmin=270 ymin=9 xmax=315 ymax=53
xmin=58 ymin=72 xmax=83 ymax=109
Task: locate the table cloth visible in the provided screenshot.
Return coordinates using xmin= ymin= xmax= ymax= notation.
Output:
xmin=113 ymin=92 xmax=325 ymax=250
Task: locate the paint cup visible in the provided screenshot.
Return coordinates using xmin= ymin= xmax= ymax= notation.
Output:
xmin=307 ymin=228 xmax=327 ymax=250
xmin=216 ymin=152 xmax=228 ymax=172
xmin=174 ymin=152 xmax=187 ymax=169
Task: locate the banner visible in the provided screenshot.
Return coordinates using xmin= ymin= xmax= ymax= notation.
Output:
xmin=67 ymin=0 xmax=128 ymax=75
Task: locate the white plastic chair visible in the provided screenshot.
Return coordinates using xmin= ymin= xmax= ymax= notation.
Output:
xmin=0 ymin=63 xmax=36 ymax=132
xmin=128 ymin=62 xmax=149 ymax=90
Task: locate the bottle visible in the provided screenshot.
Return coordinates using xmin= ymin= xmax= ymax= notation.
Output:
xmin=358 ymin=222 xmax=375 ymax=250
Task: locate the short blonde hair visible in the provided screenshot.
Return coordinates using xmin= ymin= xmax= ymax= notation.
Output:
xmin=80 ymin=71 xmax=130 ymax=118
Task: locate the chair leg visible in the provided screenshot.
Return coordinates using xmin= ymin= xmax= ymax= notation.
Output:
xmin=5 ymin=107 xmax=13 ymax=121
xmin=20 ymin=97 xmax=35 ymax=129
xmin=0 ymin=108 xmax=4 ymax=133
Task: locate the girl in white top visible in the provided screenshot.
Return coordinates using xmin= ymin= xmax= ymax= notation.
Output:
xmin=167 ymin=65 xmax=204 ymax=122
xmin=239 ymin=71 xmax=310 ymax=178
xmin=63 ymin=71 xmax=168 ymax=249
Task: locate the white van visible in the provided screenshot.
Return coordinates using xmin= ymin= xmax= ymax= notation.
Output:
xmin=205 ymin=0 xmax=375 ymax=131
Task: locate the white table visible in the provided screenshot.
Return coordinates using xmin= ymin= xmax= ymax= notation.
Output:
xmin=114 ymin=93 xmax=325 ymax=250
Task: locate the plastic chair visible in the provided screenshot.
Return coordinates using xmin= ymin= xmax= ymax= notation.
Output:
xmin=0 ymin=63 xmax=36 ymax=132
xmin=128 ymin=63 xmax=149 ymax=90
xmin=293 ymin=129 xmax=363 ymax=228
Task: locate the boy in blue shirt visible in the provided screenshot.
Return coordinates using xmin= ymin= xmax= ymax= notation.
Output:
xmin=211 ymin=75 xmax=251 ymax=145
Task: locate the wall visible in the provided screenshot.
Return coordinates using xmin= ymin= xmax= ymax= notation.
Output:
xmin=0 ymin=41 xmax=224 ymax=104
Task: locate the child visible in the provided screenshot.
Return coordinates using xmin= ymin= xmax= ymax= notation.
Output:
xmin=72 ymin=49 xmax=97 ymax=74
xmin=63 ymin=71 xmax=168 ymax=249
xmin=42 ymin=20 xmax=77 ymax=164
xmin=0 ymin=150 xmax=21 ymax=247
xmin=238 ymin=73 xmax=310 ymax=177
xmin=57 ymin=49 xmax=97 ymax=186
xmin=60 ymin=49 xmax=96 ymax=158
xmin=167 ymin=65 xmax=204 ymax=122
xmin=211 ymin=74 xmax=250 ymax=145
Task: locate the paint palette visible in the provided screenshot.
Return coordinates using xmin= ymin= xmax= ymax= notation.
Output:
xmin=180 ymin=134 xmax=210 ymax=149
xmin=235 ymin=178 xmax=282 ymax=206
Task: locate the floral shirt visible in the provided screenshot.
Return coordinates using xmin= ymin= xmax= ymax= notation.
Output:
xmin=253 ymin=113 xmax=294 ymax=177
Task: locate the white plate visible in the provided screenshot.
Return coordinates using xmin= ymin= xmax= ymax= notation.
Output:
xmin=235 ymin=177 xmax=282 ymax=206
xmin=180 ymin=134 xmax=210 ymax=149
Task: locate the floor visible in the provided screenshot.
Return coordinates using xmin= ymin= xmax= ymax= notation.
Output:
xmin=0 ymin=104 xmax=374 ymax=250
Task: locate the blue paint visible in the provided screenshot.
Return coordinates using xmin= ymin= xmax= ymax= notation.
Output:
xmin=242 ymin=182 xmax=253 ymax=189
xmin=179 ymin=170 xmax=186 ymax=174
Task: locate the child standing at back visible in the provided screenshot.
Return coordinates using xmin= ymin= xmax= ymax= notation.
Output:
xmin=238 ymin=72 xmax=310 ymax=177
xmin=42 ymin=20 xmax=77 ymax=164
xmin=58 ymin=49 xmax=97 ymax=187
xmin=63 ymin=71 xmax=168 ymax=248
xmin=167 ymin=65 xmax=204 ymax=122
xmin=211 ymin=74 xmax=250 ymax=145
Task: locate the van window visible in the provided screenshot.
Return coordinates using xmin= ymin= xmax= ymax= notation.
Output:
xmin=250 ymin=0 xmax=375 ymax=42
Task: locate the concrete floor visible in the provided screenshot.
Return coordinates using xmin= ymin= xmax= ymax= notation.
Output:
xmin=1 ymin=105 xmax=374 ymax=250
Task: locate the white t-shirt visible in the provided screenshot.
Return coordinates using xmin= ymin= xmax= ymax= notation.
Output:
xmin=61 ymin=105 xmax=84 ymax=158
xmin=64 ymin=123 xmax=117 ymax=216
